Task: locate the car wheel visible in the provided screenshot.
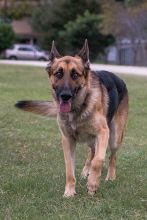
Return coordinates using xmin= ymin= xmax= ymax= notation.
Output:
xmin=9 ymin=56 xmax=17 ymax=60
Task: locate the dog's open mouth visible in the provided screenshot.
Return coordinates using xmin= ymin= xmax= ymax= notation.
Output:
xmin=59 ymin=101 xmax=71 ymax=113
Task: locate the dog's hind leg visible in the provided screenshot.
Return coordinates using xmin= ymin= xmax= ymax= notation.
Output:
xmin=105 ymin=120 xmax=117 ymax=181
xmin=106 ymin=94 xmax=128 ymax=181
xmin=81 ymin=147 xmax=95 ymax=179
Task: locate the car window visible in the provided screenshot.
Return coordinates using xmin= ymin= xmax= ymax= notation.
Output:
xmin=34 ymin=46 xmax=42 ymax=52
xmin=18 ymin=47 xmax=34 ymax=52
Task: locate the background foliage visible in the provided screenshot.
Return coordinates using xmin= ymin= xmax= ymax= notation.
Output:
xmin=59 ymin=11 xmax=114 ymax=60
xmin=0 ymin=0 xmax=147 ymax=63
xmin=0 ymin=23 xmax=15 ymax=53
xmin=31 ymin=0 xmax=113 ymax=60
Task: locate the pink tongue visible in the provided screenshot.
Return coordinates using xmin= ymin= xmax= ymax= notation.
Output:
xmin=59 ymin=101 xmax=71 ymax=113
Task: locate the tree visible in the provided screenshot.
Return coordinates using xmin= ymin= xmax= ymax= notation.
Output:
xmin=31 ymin=0 xmax=115 ymax=60
xmin=0 ymin=23 xmax=15 ymax=53
xmin=0 ymin=0 xmax=42 ymax=20
xmin=59 ymin=11 xmax=114 ymax=60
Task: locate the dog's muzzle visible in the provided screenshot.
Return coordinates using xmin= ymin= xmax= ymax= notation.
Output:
xmin=60 ymin=91 xmax=72 ymax=102
xmin=54 ymin=86 xmax=83 ymax=113
xmin=54 ymin=87 xmax=72 ymax=113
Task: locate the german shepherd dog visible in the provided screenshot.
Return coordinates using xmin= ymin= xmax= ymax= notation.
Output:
xmin=15 ymin=40 xmax=128 ymax=197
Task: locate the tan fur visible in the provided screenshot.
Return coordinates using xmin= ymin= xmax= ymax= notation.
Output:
xmin=16 ymin=41 xmax=128 ymax=197
xmin=47 ymin=55 xmax=128 ymax=197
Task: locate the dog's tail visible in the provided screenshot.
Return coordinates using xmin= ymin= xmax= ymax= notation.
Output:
xmin=15 ymin=100 xmax=57 ymax=117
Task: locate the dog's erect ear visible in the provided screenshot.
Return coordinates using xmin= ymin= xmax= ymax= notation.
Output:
xmin=49 ymin=40 xmax=61 ymax=61
xmin=78 ymin=39 xmax=90 ymax=69
xmin=46 ymin=41 xmax=61 ymax=71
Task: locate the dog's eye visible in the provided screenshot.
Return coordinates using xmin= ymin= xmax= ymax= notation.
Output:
xmin=71 ymin=70 xmax=79 ymax=80
xmin=55 ymin=68 xmax=63 ymax=79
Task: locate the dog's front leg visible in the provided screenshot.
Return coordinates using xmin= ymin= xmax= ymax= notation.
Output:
xmin=87 ymin=118 xmax=109 ymax=196
xmin=62 ymin=134 xmax=76 ymax=198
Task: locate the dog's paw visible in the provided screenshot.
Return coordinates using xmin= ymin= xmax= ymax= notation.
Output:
xmin=87 ymin=181 xmax=97 ymax=196
xmin=105 ymin=173 xmax=116 ymax=181
xmin=63 ymin=188 xmax=76 ymax=198
xmin=105 ymin=169 xmax=116 ymax=181
xmin=87 ymin=174 xmax=99 ymax=196
xmin=81 ymin=167 xmax=90 ymax=179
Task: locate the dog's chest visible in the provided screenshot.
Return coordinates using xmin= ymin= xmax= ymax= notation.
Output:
xmin=67 ymin=113 xmax=96 ymax=142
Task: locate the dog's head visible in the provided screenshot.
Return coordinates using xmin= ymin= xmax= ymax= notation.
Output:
xmin=46 ymin=40 xmax=90 ymax=113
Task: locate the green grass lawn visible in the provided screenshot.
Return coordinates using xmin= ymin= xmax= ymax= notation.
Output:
xmin=0 ymin=65 xmax=147 ymax=220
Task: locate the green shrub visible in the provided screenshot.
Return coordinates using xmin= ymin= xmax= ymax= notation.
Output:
xmin=0 ymin=23 xmax=15 ymax=53
xmin=59 ymin=11 xmax=115 ymax=60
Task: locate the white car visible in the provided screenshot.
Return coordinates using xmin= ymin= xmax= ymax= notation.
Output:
xmin=5 ymin=44 xmax=49 ymax=61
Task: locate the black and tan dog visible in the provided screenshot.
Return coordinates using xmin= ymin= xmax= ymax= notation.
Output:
xmin=15 ymin=40 xmax=128 ymax=197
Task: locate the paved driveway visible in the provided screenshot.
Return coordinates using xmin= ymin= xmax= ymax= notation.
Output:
xmin=0 ymin=60 xmax=147 ymax=76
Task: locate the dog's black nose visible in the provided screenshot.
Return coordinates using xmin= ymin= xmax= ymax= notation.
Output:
xmin=60 ymin=93 xmax=72 ymax=101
